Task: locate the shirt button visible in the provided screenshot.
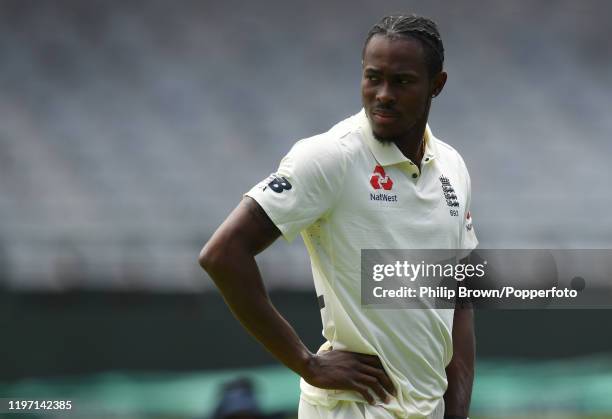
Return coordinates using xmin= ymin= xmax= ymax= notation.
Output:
xmin=412 ymin=173 xmax=418 ymax=179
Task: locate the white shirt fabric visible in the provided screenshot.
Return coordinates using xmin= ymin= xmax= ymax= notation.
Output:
xmin=246 ymin=110 xmax=478 ymax=418
xmin=298 ymin=395 xmax=445 ymax=419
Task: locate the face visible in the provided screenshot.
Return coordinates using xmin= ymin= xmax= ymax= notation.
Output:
xmin=361 ymin=34 xmax=446 ymax=142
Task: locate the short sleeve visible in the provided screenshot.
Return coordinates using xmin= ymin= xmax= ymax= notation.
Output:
xmin=460 ymin=167 xmax=478 ymax=251
xmin=245 ymin=136 xmax=346 ymax=242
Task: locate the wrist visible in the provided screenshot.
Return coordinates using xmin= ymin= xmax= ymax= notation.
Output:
xmin=297 ymin=350 xmax=317 ymax=382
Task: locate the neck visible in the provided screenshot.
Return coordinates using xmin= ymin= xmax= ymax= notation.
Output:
xmin=394 ymin=114 xmax=428 ymax=168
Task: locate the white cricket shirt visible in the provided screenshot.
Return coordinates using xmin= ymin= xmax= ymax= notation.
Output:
xmin=246 ymin=110 xmax=478 ymax=418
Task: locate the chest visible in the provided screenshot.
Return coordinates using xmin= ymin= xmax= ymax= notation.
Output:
xmin=331 ymin=159 xmax=466 ymax=247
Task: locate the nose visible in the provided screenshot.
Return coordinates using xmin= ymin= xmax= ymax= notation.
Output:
xmin=376 ymin=82 xmax=396 ymax=106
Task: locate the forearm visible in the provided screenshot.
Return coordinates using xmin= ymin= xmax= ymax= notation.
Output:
xmin=202 ymin=246 xmax=313 ymax=378
xmin=443 ymin=305 xmax=475 ymax=416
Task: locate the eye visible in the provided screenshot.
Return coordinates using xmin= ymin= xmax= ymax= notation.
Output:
xmin=365 ymin=74 xmax=379 ymax=82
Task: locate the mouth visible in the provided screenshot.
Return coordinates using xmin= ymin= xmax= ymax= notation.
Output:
xmin=371 ymin=109 xmax=400 ymax=124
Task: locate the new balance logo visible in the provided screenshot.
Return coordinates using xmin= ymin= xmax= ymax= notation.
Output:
xmin=370 ymin=165 xmax=393 ymax=191
xmin=267 ymin=175 xmax=292 ymax=193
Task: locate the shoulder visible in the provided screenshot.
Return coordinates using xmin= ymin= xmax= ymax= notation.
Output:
xmin=291 ymin=112 xmax=364 ymax=157
xmin=433 ymin=135 xmax=471 ymax=176
xmin=283 ymin=112 xmax=365 ymax=174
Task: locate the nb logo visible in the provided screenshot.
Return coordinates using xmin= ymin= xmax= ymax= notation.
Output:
xmin=268 ymin=176 xmax=292 ymax=193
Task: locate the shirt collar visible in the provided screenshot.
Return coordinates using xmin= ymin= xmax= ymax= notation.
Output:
xmin=357 ymin=109 xmax=438 ymax=167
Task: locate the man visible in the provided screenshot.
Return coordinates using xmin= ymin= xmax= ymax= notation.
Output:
xmin=200 ymin=14 xmax=477 ymax=419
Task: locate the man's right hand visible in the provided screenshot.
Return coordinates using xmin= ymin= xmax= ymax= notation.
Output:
xmin=303 ymin=350 xmax=396 ymax=405
xmin=200 ymin=199 xmax=395 ymax=406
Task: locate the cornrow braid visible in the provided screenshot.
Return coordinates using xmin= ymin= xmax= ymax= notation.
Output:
xmin=363 ymin=14 xmax=445 ymax=77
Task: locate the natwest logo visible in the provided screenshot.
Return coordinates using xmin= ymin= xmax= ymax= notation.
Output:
xmin=370 ymin=165 xmax=393 ymax=191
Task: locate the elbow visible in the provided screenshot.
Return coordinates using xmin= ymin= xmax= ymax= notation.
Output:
xmin=199 ymin=244 xmax=225 ymax=288
xmin=198 ymin=242 xmax=217 ymax=273
xmin=199 ymin=239 xmax=245 ymax=289
xmin=198 ymin=238 xmax=235 ymax=278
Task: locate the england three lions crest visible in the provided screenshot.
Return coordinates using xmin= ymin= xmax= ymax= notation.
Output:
xmin=439 ymin=175 xmax=459 ymax=208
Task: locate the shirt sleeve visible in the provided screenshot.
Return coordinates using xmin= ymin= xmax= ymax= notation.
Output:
xmin=460 ymin=167 xmax=478 ymax=251
xmin=245 ymin=136 xmax=346 ymax=242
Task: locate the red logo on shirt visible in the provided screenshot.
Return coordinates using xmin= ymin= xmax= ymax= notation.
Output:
xmin=370 ymin=165 xmax=393 ymax=191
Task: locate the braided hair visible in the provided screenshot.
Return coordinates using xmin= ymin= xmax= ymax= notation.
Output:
xmin=363 ymin=15 xmax=445 ymax=77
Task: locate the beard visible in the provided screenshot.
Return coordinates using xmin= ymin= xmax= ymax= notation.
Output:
xmin=372 ymin=130 xmax=396 ymax=144
xmin=369 ymin=102 xmax=431 ymax=146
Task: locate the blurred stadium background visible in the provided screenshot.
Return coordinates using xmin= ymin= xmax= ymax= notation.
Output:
xmin=1 ymin=0 xmax=611 ymax=418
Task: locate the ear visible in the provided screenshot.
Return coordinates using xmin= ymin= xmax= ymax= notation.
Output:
xmin=430 ymin=71 xmax=448 ymax=98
